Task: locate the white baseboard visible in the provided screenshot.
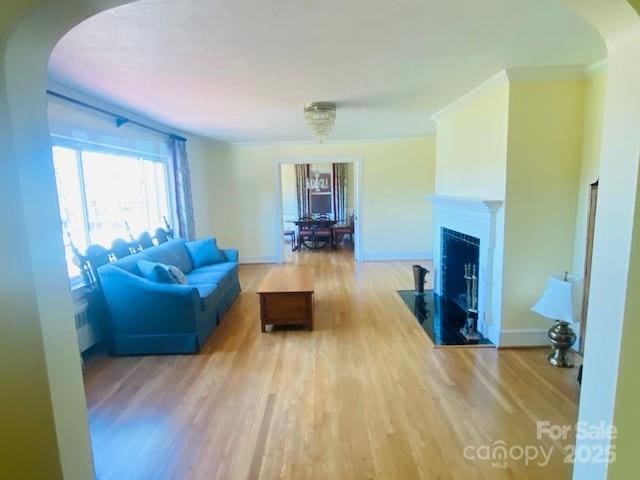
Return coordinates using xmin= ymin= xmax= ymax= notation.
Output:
xmin=361 ymin=250 xmax=433 ymax=262
xmin=239 ymin=256 xmax=281 ymax=264
xmin=498 ymin=329 xmax=549 ymax=348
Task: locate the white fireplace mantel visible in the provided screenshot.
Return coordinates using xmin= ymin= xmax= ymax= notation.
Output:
xmin=428 ymin=195 xmax=503 ymax=213
xmin=427 ymin=195 xmax=504 ymax=345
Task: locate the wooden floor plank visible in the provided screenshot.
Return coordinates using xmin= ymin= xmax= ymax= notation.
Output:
xmin=84 ymin=248 xmax=578 ymax=479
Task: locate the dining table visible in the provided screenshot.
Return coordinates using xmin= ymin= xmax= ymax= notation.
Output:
xmin=294 ymin=218 xmax=337 ymax=250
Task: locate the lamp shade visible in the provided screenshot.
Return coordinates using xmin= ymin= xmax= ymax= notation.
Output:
xmin=531 ymin=275 xmax=581 ymax=323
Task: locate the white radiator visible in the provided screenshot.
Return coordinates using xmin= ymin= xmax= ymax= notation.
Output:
xmin=72 ymin=293 xmax=101 ymax=353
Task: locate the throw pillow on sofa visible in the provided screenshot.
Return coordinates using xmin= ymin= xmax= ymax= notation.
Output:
xmin=167 ymin=265 xmax=187 ymax=284
xmin=185 ymin=238 xmax=226 ymax=268
xmin=138 ymin=260 xmax=186 ymax=284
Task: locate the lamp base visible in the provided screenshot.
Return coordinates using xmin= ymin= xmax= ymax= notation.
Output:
xmin=548 ymin=321 xmax=576 ymax=368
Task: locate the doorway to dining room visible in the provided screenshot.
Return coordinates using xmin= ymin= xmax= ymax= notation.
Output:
xmin=276 ymin=156 xmax=362 ymax=263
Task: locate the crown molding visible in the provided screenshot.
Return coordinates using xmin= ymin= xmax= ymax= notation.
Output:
xmin=229 ymin=135 xmax=435 ymax=147
xmin=431 ymin=65 xmax=592 ymax=122
xmin=430 ymin=70 xmax=509 ymax=121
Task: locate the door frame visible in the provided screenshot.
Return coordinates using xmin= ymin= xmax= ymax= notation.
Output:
xmin=579 ymin=179 xmax=598 ymax=355
xmin=274 ymin=155 xmax=363 ymax=263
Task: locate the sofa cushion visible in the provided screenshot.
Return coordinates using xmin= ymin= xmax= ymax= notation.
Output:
xmin=185 ymin=238 xmax=226 ymax=268
xmin=190 ymin=262 xmax=238 ymax=276
xmin=186 ymin=269 xmax=230 ymax=288
xmin=111 ymin=252 xmax=147 ymax=275
xmin=143 ymin=239 xmax=193 ymax=273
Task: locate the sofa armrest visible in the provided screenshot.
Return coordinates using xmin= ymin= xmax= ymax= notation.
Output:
xmin=98 ymin=264 xmax=200 ymax=335
xmin=222 ymin=248 xmax=239 ymax=263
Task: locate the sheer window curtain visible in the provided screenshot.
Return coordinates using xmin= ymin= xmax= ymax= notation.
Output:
xmin=168 ymin=136 xmax=196 ymax=240
xmin=333 ymin=163 xmax=348 ymax=223
xmin=295 ymin=164 xmax=309 ymax=218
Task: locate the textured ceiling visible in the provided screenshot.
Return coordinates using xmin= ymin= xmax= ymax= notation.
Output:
xmin=48 ymin=0 xmax=605 ymax=142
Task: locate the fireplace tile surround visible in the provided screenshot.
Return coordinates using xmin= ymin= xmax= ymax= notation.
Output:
xmin=428 ymin=195 xmax=504 ymax=345
xmin=441 ymin=227 xmax=480 ymax=312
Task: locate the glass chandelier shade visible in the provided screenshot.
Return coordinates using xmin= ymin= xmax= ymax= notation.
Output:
xmin=304 ymin=102 xmax=336 ymax=143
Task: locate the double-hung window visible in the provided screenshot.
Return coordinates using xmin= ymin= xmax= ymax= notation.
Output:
xmin=52 ymin=144 xmax=172 ymax=281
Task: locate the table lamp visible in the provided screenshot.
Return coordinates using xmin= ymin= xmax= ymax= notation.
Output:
xmin=531 ymin=273 xmax=581 ymax=368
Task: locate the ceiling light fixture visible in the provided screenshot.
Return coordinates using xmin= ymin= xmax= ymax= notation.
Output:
xmin=304 ymin=102 xmax=336 ymax=143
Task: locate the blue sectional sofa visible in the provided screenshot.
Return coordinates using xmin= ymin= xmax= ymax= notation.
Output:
xmin=97 ymin=238 xmax=240 ymax=355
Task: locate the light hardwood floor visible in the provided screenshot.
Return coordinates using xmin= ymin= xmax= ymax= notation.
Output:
xmin=84 ymin=249 xmax=579 ymax=479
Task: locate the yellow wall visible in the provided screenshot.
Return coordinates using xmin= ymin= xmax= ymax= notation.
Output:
xmin=435 ymin=77 xmax=510 ymax=199
xmin=2 ymin=2 xmax=136 ymax=479
xmin=1 ymin=66 xmax=63 ymax=479
xmin=571 ymin=66 xmax=608 ymax=275
xmin=502 ymin=79 xmax=585 ymax=332
xmin=2 ymin=4 xmax=66 ymax=477
xmin=434 ymin=71 xmax=586 ymax=342
xmin=203 ymin=138 xmax=436 ymax=261
xmin=188 ymin=136 xmax=225 ymax=238
xmin=1 ymin=2 xmax=637 ymax=480
xmin=609 ymin=165 xmax=640 ymax=479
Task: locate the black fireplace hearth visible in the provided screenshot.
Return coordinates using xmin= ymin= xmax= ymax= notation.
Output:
xmin=397 ymin=290 xmax=492 ymax=346
xmin=396 ymin=227 xmax=493 ymax=346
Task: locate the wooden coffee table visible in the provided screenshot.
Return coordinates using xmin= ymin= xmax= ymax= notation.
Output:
xmin=257 ymin=267 xmax=314 ymax=332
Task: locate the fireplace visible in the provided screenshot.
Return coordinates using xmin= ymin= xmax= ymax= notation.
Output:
xmin=428 ymin=195 xmax=504 ymax=345
xmin=441 ymin=228 xmax=480 ymax=313
xmin=397 ymin=221 xmax=492 ymax=347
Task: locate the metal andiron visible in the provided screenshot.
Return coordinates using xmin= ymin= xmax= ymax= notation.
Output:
xmin=460 ymin=263 xmax=481 ymax=341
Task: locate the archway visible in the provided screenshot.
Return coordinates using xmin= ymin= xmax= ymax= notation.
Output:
xmin=1 ymin=3 xmax=136 ymax=478
xmin=1 ymin=2 xmax=639 ymax=479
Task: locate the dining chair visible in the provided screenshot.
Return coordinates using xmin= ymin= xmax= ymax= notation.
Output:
xmin=333 ymin=213 xmax=354 ymax=246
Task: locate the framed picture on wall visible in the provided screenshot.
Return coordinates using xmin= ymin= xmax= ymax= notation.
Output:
xmin=317 ymin=173 xmax=331 ymax=192
xmin=310 ymin=193 xmax=332 ymax=215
